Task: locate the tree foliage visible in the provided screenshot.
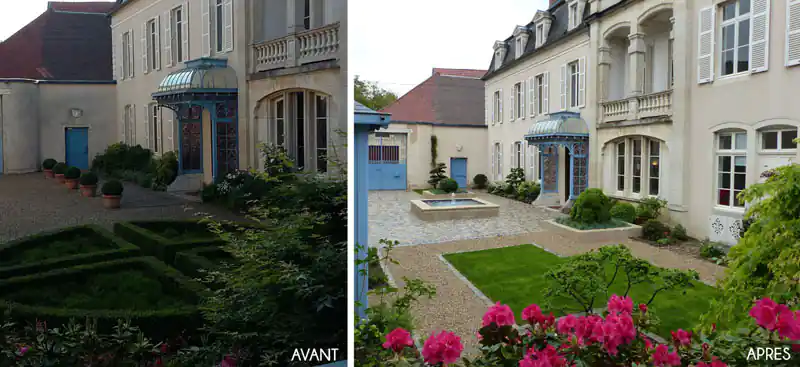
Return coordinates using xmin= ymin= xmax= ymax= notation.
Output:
xmin=355 ymin=76 xmax=398 ymax=111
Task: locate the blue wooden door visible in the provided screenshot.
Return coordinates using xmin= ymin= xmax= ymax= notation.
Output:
xmin=65 ymin=127 xmax=89 ymax=169
xmin=450 ymin=158 xmax=468 ymax=188
xmin=368 ymin=133 xmax=407 ymax=190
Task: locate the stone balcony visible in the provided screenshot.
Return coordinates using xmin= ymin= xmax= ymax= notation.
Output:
xmin=253 ymin=22 xmax=340 ymax=72
xmin=600 ymin=89 xmax=673 ymax=123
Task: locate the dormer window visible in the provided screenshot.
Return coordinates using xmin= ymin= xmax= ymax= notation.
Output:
xmin=532 ymin=11 xmax=553 ymax=48
xmin=493 ymin=41 xmax=508 ymax=70
xmin=567 ymin=0 xmax=587 ymax=31
xmin=512 ymin=26 xmax=529 ymax=59
xmin=536 ymin=24 xmax=544 ymax=47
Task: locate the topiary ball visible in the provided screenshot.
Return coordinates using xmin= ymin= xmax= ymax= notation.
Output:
xmin=610 ymin=202 xmax=637 ymax=223
xmin=438 ymin=178 xmax=459 ymax=193
xmin=79 ymin=172 xmax=99 ymax=186
xmin=570 ymin=188 xmax=612 ymax=224
xmin=64 ymin=166 xmax=82 ymax=179
xmin=52 ymin=162 xmax=67 ymax=175
xmin=101 ymin=179 xmax=124 ymax=196
xmin=42 ymin=158 xmax=57 ymax=170
xmin=473 ymin=174 xmax=488 ymax=189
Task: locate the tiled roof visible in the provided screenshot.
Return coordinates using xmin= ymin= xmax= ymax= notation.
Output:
xmin=48 ymin=1 xmax=116 ymax=13
xmin=380 ymin=70 xmax=486 ymax=126
xmin=0 ymin=3 xmax=112 ymax=80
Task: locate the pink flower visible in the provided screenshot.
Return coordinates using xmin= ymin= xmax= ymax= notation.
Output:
xmin=422 ymin=331 xmax=463 ymax=365
xmin=696 ymin=356 xmax=727 ymax=367
xmin=482 ymin=302 xmax=516 ymax=327
xmin=638 ymin=303 xmax=648 ymax=314
xmin=18 ymin=346 xmax=29 ymax=356
xmin=652 ymin=344 xmax=681 ymax=366
xmin=556 ymin=314 xmax=578 ymax=335
xmin=382 ymin=328 xmax=414 ymax=353
xmin=749 ymin=297 xmax=790 ymax=331
xmin=599 ymin=313 xmax=636 ymax=355
xmin=220 ymin=355 xmax=236 ymax=367
xmin=670 ymin=329 xmax=692 ymax=346
xmin=522 ymin=304 xmax=555 ymax=330
xmin=776 ymin=309 xmax=800 ymax=340
xmin=519 ymin=344 xmax=567 ymax=367
xmin=607 ymin=295 xmax=633 ymax=315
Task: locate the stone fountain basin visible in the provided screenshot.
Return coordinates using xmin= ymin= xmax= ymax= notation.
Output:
xmin=410 ymin=197 xmax=499 ymax=221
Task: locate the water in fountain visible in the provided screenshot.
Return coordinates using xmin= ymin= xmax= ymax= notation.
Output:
xmin=450 ymin=192 xmax=456 ymax=204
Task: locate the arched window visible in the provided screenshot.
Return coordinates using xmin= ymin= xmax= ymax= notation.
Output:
xmin=269 ymin=90 xmax=331 ymax=172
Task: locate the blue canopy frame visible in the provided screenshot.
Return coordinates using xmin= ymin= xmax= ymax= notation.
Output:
xmin=524 ymin=112 xmax=590 ymax=200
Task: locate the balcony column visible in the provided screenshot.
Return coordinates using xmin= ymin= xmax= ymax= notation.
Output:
xmin=285 ymin=0 xmax=301 ymax=67
xmin=598 ymin=45 xmax=612 ymax=103
xmin=627 ymin=32 xmax=646 ymax=119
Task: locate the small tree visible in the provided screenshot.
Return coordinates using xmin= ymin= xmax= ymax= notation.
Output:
xmin=427 ymin=163 xmax=447 ymax=188
xmin=505 ymin=168 xmax=525 ymax=189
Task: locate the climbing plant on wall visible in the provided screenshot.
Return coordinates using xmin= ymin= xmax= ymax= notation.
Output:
xmin=430 ymin=135 xmax=438 ymax=168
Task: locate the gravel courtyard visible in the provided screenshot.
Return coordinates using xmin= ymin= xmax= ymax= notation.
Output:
xmin=0 ymin=173 xmax=241 ymax=242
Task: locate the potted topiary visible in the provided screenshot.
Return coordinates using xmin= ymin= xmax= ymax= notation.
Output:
xmin=42 ymin=159 xmax=57 ymax=178
xmin=79 ymin=172 xmax=99 ymax=197
xmin=63 ymin=166 xmax=81 ymax=189
xmin=52 ymin=162 xmax=67 ymax=183
xmin=438 ymin=178 xmax=459 ymax=193
xmin=101 ymin=179 xmax=124 ymax=209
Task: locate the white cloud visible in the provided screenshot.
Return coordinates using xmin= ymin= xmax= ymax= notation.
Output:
xmin=350 ymin=0 xmax=549 ymax=96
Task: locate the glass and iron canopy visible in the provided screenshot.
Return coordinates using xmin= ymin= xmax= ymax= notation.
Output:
xmin=524 ymin=111 xmax=589 ymax=144
xmin=152 ymin=58 xmax=238 ymax=104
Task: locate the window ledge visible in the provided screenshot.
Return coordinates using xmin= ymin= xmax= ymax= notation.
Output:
xmin=712 ymin=206 xmax=745 ymax=216
xmin=758 ymin=150 xmax=797 ymax=155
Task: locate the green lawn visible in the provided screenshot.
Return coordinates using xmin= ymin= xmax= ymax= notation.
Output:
xmin=443 ymin=245 xmax=718 ymax=337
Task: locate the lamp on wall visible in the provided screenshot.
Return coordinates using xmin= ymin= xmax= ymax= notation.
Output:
xmin=456 ymin=144 xmax=463 ymax=152
xmin=70 ymin=108 xmax=83 ymax=118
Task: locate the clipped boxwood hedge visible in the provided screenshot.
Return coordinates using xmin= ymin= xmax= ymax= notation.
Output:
xmin=0 ymin=225 xmax=140 ymax=279
xmin=0 ymin=257 xmax=207 ymax=340
xmin=174 ymin=246 xmax=235 ymax=281
xmin=113 ymin=220 xmax=226 ymax=265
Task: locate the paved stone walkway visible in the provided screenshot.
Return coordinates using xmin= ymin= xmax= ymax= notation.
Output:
xmin=368 ymin=190 xmax=559 ymax=247
xmin=378 ymin=228 xmax=727 ymax=357
xmin=0 ymin=173 xmax=242 ymax=242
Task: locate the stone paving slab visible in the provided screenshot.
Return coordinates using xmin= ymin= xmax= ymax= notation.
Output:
xmin=368 ymin=190 xmax=559 ymax=247
xmin=377 ymin=231 xmax=727 ymax=357
xmin=0 ymin=173 xmax=242 ymax=242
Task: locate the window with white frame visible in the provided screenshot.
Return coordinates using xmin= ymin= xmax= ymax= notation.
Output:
xmin=719 ymin=0 xmax=751 ymax=76
xmin=147 ymin=18 xmax=159 ymax=71
xmin=760 ymin=128 xmax=798 ymax=151
xmin=648 ymin=140 xmax=661 ymax=195
xmin=122 ymin=30 xmax=134 ymax=79
xmin=492 ymin=90 xmax=502 ymax=123
xmin=536 ymin=24 xmax=544 ymax=47
xmin=668 ymin=39 xmax=675 ymax=87
xmin=493 ymin=142 xmax=502 ymax=180
xmin=303 ymin=0 xmax=311 ymax=30
xmin=535 ymin=73 xmax=545 ymax=114
xmin=215 ymin=0 xmax=225 ymax=52
xmin=569 ymin=3 xmax=579 ymax=29
xmin=271 ymin=91 xmax=331 ymax=172
xmin=616 ymin=142 xmax=625 ymax=191
xmin=315 ymin=95 xmax=329 ymax=172
xmin=123 ymin=104 xmax=136 ymax=145
xmin=150 ymin=103 xmax=161 ymax=153
xmin=516 ymin=38 xmax=523 ymax=58
xmin=171 ymin=6 xmax=186 ymax=63
xmin=513 ymin=141 xmax=523 ymax=169
xmin=716 ymin=131 xmax=747 ymax=208
xmin=568 ymin=60 xmax=580 ymax=108
xmin=527 ymin=143 xmax=537 ymax=181
xmin=274 ymin=97 xmax=286 ymax=148
xmin=514 ymin=82 xmax=524 ymax=120
xmin=632 ymin=139 xmax=642 ymax=194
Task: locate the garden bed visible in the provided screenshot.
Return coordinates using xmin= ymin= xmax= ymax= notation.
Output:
xmin=114 ymin=220 xmax=226 ymax=265
xmin=0 ymin=256 xmax=207 ymax=339
xmin=0 ymin=225 xmax=140 ymax=279
xmin=635 ymin=237 xmax=729 ymax=267
xmin=442 ymin=244 xmax=718 ymax=337
xmin=543 ymin=218 xmax=641 ymax=243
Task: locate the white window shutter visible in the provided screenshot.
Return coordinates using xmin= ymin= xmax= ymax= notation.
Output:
xmin=201 ymin=0 xmax=211 ymax=57
xmin=510 ymin=87 xmax=516 ymax=121
xmin=155 ymin=17 xmax=161 ymax=70
xmin=128 ymin=29 xmax=135 ymax=78
xmin=491 ymin=93 xmax=496 ymax=124
xmin=578 ymin=57 xmax=586 ymax=107
xmin=543 ymin=72 xmax=550 ymax=114
xmin=528 ymin=77 xmax=535 ymax=117
xmin=164 ymin=11 xmax=173 ymax=66
xmin=491 ymin=145 xmax=496 ymax=179
xmin=520 ymin=81 xmax=525 ymax=119
xmin=499 ymin=89 xmax=504 ymax=122
xmin=119 ymin=33 xmax=125 ymax=79
xmin=111 ymin=36 xmax=117 ymax=80
xmin=224 ymin=0 xmax=234 ymax=52
xmin=749 ymin=0 xmax=770 ymax=73
xmin=787 ymin=0 xmax=800 ymax=67
xmin=499 ymin=143 xmax=503 ymax=179
xmin=144 ymin=106 xmax=151 ymax=149
xmin=141 ymin=23 xmax=148 ymax=74
xmin=182 ymin=1 xmax=190 ymax=62
xmin=132 ymin=104 xmax=137 ymax=144
xmin=560 ymin=64 xmax=567 ymax=110
xmin=697 ymin=7 xmax=715 ymax=84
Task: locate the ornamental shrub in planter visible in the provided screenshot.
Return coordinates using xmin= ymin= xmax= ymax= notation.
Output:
xmin=472 ymin=174 xmax=488 ymax=189
xmin=63 ymin=166 xmax=81 ymax=190
xmin=42 ymin=158 xmax=57 ymax=178
xmin=52 ymin=162 xmax=67 ymax=183
xmin=438 ymin=178 xmax=459 ymax=193
xmin=79 ymin=172 xmax=99 ymax=197
xmin=642 ymin=219 xmax=671 ymax=241
xmin=610 ymin=201 xmax=637 ymax=223
xmin=570 ymin=188 xmax=612 ymax=224
xmin=101 ymin=179 xmax=124 ymax=209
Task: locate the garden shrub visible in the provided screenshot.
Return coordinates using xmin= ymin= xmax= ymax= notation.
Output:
xmin=699 ymin=241 xmax=727 ymax=260
xmin=151 ymin=151 xmax=179 ymax=190
xmin=173 ymin=246 xmax=234 ymax=281
xmin=91 ymin=143 xmax=153 ymax=177
xmin=569 ymin=188 xmax=612 ymax=224
xmin=672 ymin=223 xmax=689 ymax=241
xmin=113 ymin=221 xmax=224 ymax=265
xmin=636 ymin=197 xmax=668 ymax=221
xmin=610 ymin=201 xmax=637 ymax=223
xmin=505 ymin=168 xmax=525 ymax=189
xmin=101 ymin=180 xmax=123 ymax=196
xmin=41 ymin=158 xmax=56 ymax=170
xmin=515 ymin=181 xmax=540 ymax=203
xmin=427 ymin=162 xmax=447 ymax=188
xmin=438 ymin=178 xmax=459 ymax=193
xmin=64 ymin=166 xmax=81 ymax=180
xmin=79 ymin=171 xmax=98 ymax=186
xmin=200 ymin=183 xmax=218 ymax=202
xmin=473 ymin=173 xmax=488 ymax=189
xmin=642 ymin=219 xmax=670 ymax=241
xmin=52 ymin=162 xmax=67 ymax=175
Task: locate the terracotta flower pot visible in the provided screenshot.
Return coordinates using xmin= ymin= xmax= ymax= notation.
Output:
xmin=103 ymin=194 xmax=121 ymax=209
xmin=80 ymin=185 xmax=97 ymax=197
xmin=65 ymin=179 xmax=79 ymax=190
xmin=55 ymin=174 xmax=66 ymax=184
xmin=44 ymin=169 xmax=54 ymax=179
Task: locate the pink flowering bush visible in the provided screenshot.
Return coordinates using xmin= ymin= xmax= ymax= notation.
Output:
xmin=374 ymin=296 xmax=800 ymax=366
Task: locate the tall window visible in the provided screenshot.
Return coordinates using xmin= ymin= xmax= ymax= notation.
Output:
xmin=668 ymin=39 xmax=675 ymax=87
xmin=648 ymin=140 xmax=660 ymax=195
xmin=514 ymin=82 xmax=523 ymax=120
xmin=147 ymin=19 xmax=159 ymax=71
xmin=760 ymin=129 xmax=798 ymax=151
xmin=493 ymin=142 xmax=502 ymax=180
xmin=215 ymin=0 xmax=224 ymax=52
xmin=303 ymin=0 xmax=311 ymax=30
xmin=122 ymin=31 xmax=133 ymax=79
xmin=172 ymin=6 xmax=185 ymax=63
xmin=632 ymin=139 xmax=642 ymax=194
xmin=569 ymin=3 xmax=579 ymax=28
xmin=124 ymin=104 xmax=135 ymax=145
xmin=616 ymin=142 xmax=625 ymax=191
xmin=536 ymin=24 xmax=544 ymax=46
xmin=315 ymin=95 xmax=329 ymax=172
xmin=568 ymin=61 xmax=580 ymax=107
xmin=720 ymin=0 xmax=750 ymax=76
xmin=527 ymin=144 xmax=537 ymax=181
xmin=295 ymin=92 xmax=305 ymax=169
xmin=274 ymin=98 xmax=285 ymax=148
xmin=514 ymin=142 xmax=523 ymax=169
xmin=716 ymin=131 xmax=747 ymax=208
xmin=493 ymin=90 xmax=502 ymax=123
xmin=535 ymin=74 xmax=545 ymax=114
xmin=150 ymin=104 xmax=160 ymax=153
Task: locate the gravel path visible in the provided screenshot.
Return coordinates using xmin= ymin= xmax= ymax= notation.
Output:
xmin=378 ymin=230 xmax=727 ymax=356
xmin=0 ymin=173 xmax=242 ymax=242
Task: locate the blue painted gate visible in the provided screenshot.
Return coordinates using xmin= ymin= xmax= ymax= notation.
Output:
xmin=450 ymin=157 xmax=467 ymax=188
xmin=65 ymin=127 xmax=89 ymax=170
xmin=368 ymin=133 xmax=407 ymax=190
